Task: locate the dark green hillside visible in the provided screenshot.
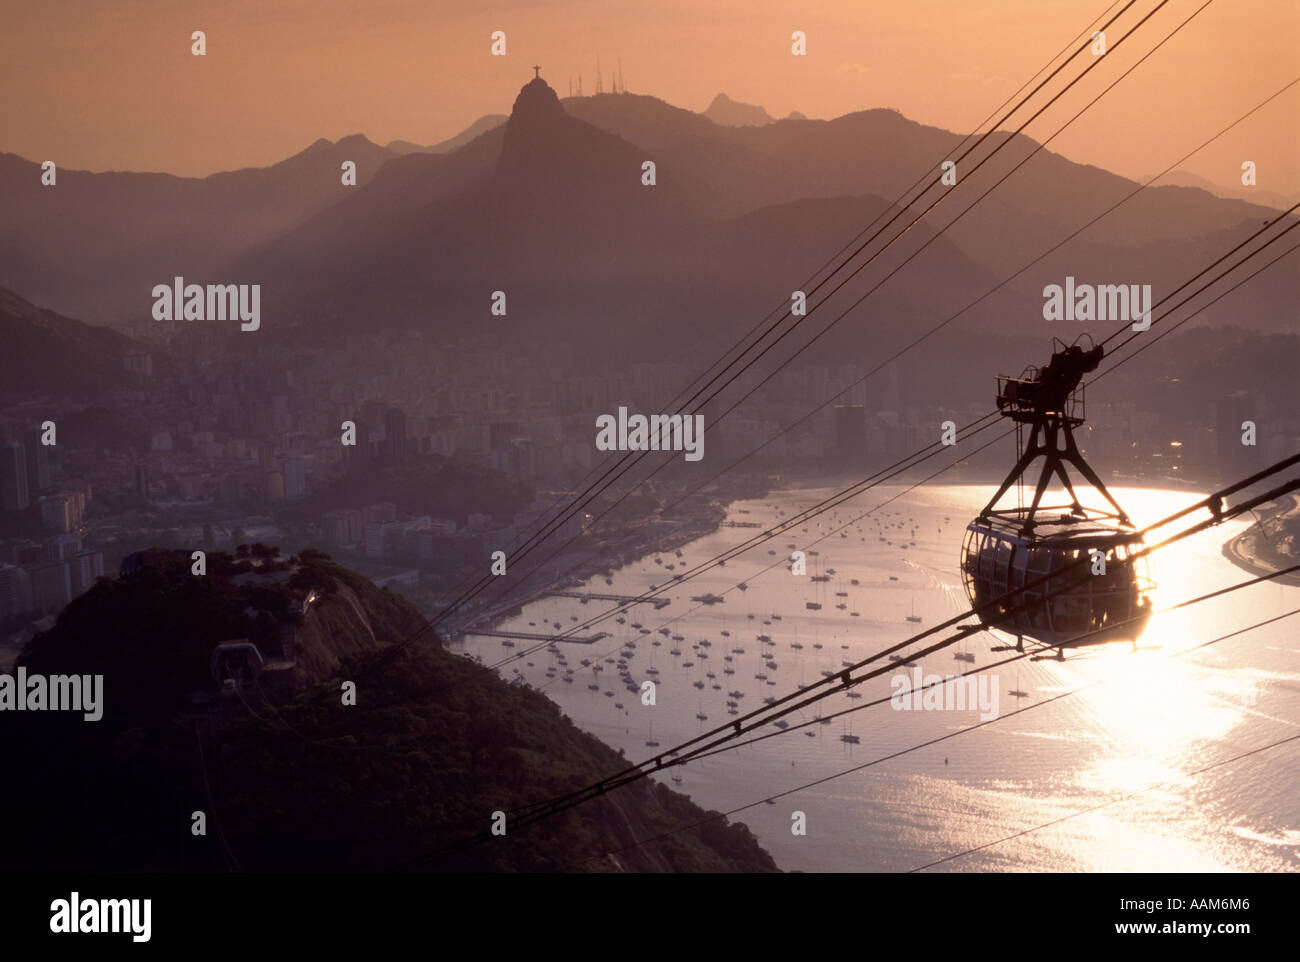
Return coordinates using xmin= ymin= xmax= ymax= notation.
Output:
xmin=3 ymin=547 xmax=777 ymax=873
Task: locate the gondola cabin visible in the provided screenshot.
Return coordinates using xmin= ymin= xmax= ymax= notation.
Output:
xmin=960 ymin=337 xmax=1154 ymax=652
xmin=962 ymin=513 xmax=1152 ymax=648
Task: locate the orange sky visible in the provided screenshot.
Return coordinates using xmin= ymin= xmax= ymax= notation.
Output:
xmin=3 ymin=0 xmax=1296 ymax=194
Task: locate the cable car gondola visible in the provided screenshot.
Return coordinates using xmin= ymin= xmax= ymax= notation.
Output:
xmin=960 ymin=337 xmax=1154 ymax=653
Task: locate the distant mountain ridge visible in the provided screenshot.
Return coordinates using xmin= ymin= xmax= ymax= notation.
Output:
xmin=0 ymin=134 xmax=394 ymax=323
xmin=704 ymin=92 xmax=774 ymax=126
xmin=0 ymin=287 xmax=138 ymax=398
xmin=1 ymin=79 xmax=1292 ymax=347
xmin=386 ymin=113 xmax=508 ymax=155
xmin=1138 ymin=168 xmax=1293 ymax=212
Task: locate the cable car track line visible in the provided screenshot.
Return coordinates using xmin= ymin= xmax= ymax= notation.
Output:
xmin=405 ymin=1 xmax=1168 ymax=636
xmin=454 ymin=225 xmax=1300 ymax=683
xmin=434 ymin=11 xmax=1277 ymax=655
xmin=680 ymin=562 xmax=1300 ymax=762
xmin=909 ymin=731 xmax=1300 ymax=872
xmin=404 ymin=460 xmax=1300 ymax=864
xmin=315 ymin=4 xmax=1277 ymax=714
xmin=422 ymin=0 xmax=1134 ymax=622
xmin=557 ymin=608 xmax=1300 ymax=874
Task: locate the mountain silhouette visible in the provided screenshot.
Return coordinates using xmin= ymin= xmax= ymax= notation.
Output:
xmin=705 ymin=92 xmax=775 ymax=126
xmin=0 ymin=135 xmax=394 ymax=322
xmin=0 ymin=287 xmax=138 ymax=398
xmin=2 ymin=80 xmax=1293 ymax=346
xmin=387 ymin=114 xmax=508 ymax=155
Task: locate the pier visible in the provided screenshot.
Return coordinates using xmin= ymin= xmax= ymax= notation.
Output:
xmin=456 ymin=629 xmax=608 ymax=645
xmin=548 ymin=591 xmax=671 ymax=609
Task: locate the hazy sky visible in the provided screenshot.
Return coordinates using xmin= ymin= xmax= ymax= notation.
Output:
xmin=3 ymin=0 xmax=1296 ymax=193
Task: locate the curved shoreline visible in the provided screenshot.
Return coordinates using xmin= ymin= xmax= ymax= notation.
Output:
xmin=1221 ymin=493 xmax=1300 ymax=588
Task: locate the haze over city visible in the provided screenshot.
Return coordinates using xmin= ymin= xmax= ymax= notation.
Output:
xmin=0 ymin=0 xmax=1297 ymax=932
